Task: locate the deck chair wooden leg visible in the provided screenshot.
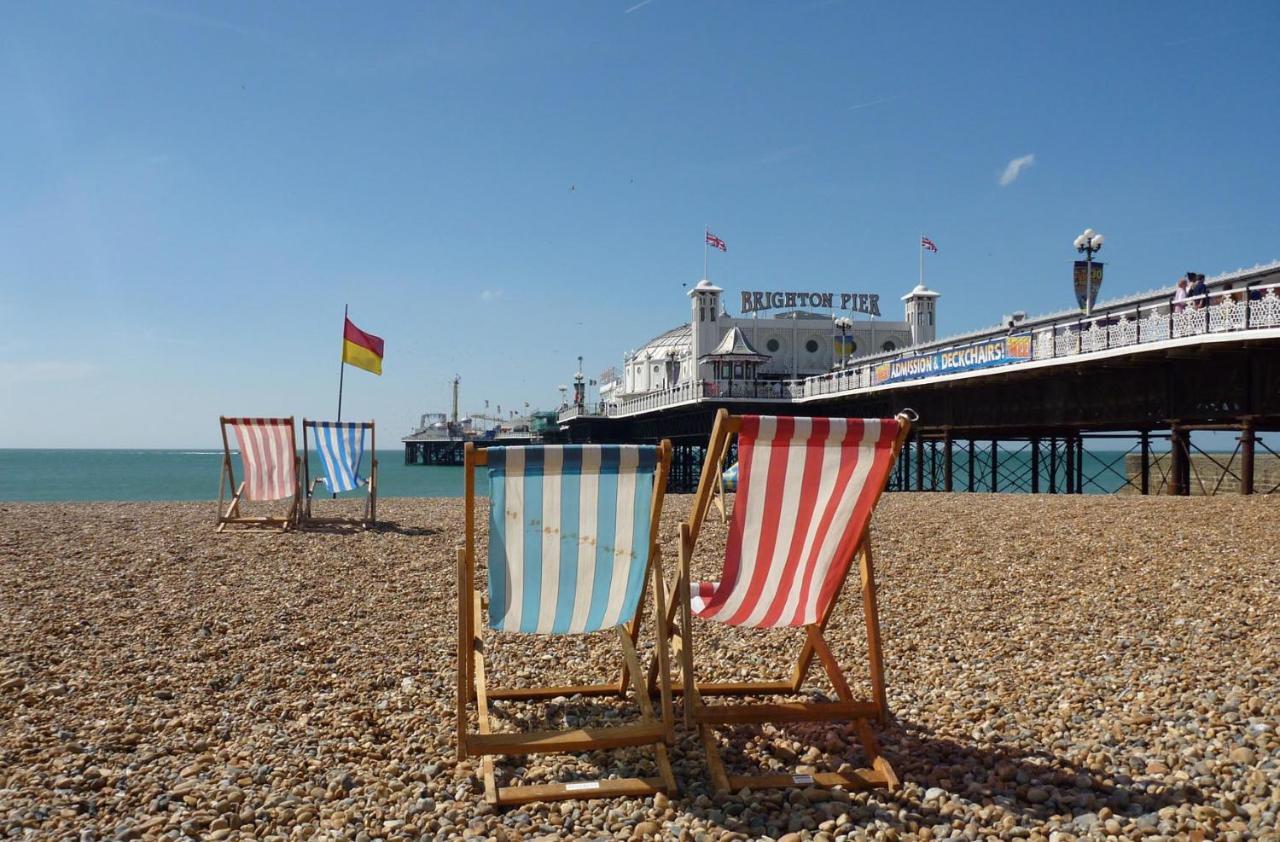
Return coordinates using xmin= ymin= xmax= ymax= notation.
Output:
xmin=618 ymin=629 xmax=675 ymax=793
xmin=472 ymin=591 xmax=497 ymax=803
xmin=859 ymin=541 xmax=889 ymax=723
xmin=805 ymin=626 xmax=853 ymax=702
xmin=677 ymin=524 xmax=698 ymax=728
xmin=853 ymin=718 xmax=899 ymax=791
xmin=649 ymin=550 xmax=676 ymax=745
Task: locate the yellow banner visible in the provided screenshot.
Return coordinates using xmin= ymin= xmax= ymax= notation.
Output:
xmin=342 ymin=339 xmax=382 ymax=375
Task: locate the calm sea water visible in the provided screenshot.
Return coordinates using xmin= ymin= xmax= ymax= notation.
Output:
xmin=0 ymin=450 xmax=474 ymax=502
xmin=0 ymin=447 xmax=1134 ymax=502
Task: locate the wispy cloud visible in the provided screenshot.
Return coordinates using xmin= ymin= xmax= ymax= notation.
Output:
xmin=480 ymin=289 xmax=503 ymax=302
xmin=999 ymin=153 xmax=1036 ymax=186
xmin=0 ymin=361 xmax=99 ymax=386
xmin=624 ymin=0 xmax=655 ymax=13
xmin=848 ymin=95 xmax=901 ymax=112
xmin=756 ymin=143 xmax=811 ymax=166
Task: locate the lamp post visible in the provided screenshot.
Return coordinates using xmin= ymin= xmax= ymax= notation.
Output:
xmin=833 ymin=316 xmax=853 ymax=369
xmin=1073 ymin=228 xmax=1105 ymax=316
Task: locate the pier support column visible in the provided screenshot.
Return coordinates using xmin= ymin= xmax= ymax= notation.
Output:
xmin=1065 ymin=437 xmax=1075 ymax=494
xmin=1168 ymin=426 xmax=1187 ymax=496
xmin=943 ymin=431 xmax=954 ymax=492
xmin=929 ymin=441 xmax=938 ymax=491
xmin=1076 ymin=436 xmax=1085 ymax=494
xmin=1030 ymin=437 xmax=1040 ymax=494
xmin=915 ymin=435 xmax=924 ymax=492
xmin=989 ymin=440 xmax=998 ymax=493
xmin=1140 ymin=431 xmax=1151 ymax=495
xmin=967 ymin=440 xmax=975 ymax=493
xmin=1049 ymin=437 xmax=1057 ymax=494
xmin=1240 ymin=420 xmax=1255 ymax=495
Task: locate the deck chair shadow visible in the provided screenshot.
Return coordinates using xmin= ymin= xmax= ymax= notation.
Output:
xmin=457 ymin=441 xmax=678 ymax=805
xmin=301 ymin=419 xmax=378 ymax=528
xmin=217 ymin=417 xmax=301 ymax=532
xmin=655 ymin=409 xmax=912 ymax=794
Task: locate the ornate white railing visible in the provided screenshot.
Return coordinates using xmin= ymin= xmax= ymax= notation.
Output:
xmin=563 ymin=280 xmax=1280 ymax=422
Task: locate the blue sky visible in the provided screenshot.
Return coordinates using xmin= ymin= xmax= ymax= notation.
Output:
xmin=2 ymin=1 xmax=1278 ymax=448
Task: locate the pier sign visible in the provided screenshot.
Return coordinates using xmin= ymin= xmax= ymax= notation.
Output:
xmin=741 ymin=290 xmax=881 ymax=316
xmin=874 ymin=334 xmax=1032 ymax=385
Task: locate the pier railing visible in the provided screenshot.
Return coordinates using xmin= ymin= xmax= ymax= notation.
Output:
xmin=558 ymin=271 xmax=1280 ymax=423
xmin=801 ymin=282 xmax=1280 ymax=400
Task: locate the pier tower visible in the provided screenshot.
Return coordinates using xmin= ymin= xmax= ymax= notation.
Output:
xmin=903 ymin=283 xmax=940 ymax=346
xmin=688 ymin=279 xmax=723 ymax=381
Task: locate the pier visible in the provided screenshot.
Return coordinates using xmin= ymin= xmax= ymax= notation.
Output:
xmin=559 ymin=262 xmax=1280 ymax=495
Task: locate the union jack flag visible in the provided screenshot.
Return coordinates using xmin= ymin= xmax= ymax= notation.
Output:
xmin=706 ymin=231 xmax=727 ymax=252
xmin=921 ymin=236 xmax=938 ymax=253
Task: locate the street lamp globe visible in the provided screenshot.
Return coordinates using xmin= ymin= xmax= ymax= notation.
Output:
xmin=1090 ymin=233 xmax=1104 ymax=250
xmin=1083 ymin=228 xmax=1095 ymax=239
xmin=1073 ymin=234 xmax=1087 ymax=250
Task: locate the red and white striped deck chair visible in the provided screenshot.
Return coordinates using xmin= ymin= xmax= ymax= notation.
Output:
xmin=661 ymin=409 xmax=913 ymax=794
xmin=217 ymin=417 xmax=301 ymax=532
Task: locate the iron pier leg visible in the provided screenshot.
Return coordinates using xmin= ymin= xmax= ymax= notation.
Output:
xmin=1076 ymin=436 xmax=1085 ymax=494
xmin=943 ymin=431 xmax=954 ymax=492
xmin=1066 ymin=436 xmax=1075 ymax=494
xmin=1140 ymin=431 xmax=1150 ymax=495
xmin=1240 ymin=419 xmax=1255 ymax=495
xmin=967 ymin=440 xmax=975 ymax=493
xmin=915 ymin=434 xmax=924 ymax=492
xmin=1030 ymin=437 xmax=1040 ymax=494
xmin=1049 ymin=437 xmax=1057 ymax=494
xmin=929 ymin=440 xmax=937 ymax=491
xmin=1169 ymin=426 xmax=1186 ymax=496
xmin=990 ymin=439 xmax=998 ymax=493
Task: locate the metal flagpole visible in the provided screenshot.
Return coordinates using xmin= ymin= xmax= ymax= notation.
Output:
xmin=337 ymin=304 xmax=347 ymax=422
xmin=704 ymin=225 xmax=709 ymax=279
xmin=919 ymin=233 xmax=924 ymax=286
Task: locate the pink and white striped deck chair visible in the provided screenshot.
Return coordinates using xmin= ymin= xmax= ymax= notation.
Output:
xmin=217 ymin=417 xmax=301 ymax=531
xmin=662 ymin=409 xmax=913 ymax=794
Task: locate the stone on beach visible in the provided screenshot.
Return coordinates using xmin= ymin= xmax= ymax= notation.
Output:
xmin=0 ymin=494 xmax=1278 ymax=840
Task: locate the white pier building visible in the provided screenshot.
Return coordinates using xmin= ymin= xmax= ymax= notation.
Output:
xmin=610 ymin=278 xmax=939 ymax=401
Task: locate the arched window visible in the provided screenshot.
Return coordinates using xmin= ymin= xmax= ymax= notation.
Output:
xmin=882 ymin=340 xmax=896 ymax=352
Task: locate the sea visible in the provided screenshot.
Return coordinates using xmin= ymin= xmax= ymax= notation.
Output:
xmin=0 ymin=447 xmax=1135 ymax=502
xmin=0 ymin=450 xmax=474 ymax=502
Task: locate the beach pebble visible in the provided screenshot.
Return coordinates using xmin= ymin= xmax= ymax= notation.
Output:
xmin=0 ymin=494 xmax=1277 ymax=840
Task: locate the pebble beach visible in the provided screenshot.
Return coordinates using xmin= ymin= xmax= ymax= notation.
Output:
xmin=1 ymin=495 xmax=1277 ymax=842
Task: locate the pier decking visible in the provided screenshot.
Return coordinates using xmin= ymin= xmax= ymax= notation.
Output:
xmin=560 ymin=263 xmax=1280 ymax=495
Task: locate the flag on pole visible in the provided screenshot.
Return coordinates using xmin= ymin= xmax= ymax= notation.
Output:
xmin=921 ymin=236 xmax=938 ymax=253
xmin=342 ymin=317 xmax=384 ymax=375
xmin=706 ymin=231 xmax=727 ymax=252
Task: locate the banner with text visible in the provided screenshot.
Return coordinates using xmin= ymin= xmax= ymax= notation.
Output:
xmin=873 ymin=333 xmax=1033 ymax=386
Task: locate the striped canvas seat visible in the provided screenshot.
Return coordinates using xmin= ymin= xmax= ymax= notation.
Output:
xmin=226 ymin=417 xmax=298 ymax=501
xmin=486 ymin=445 xmax=659 ymax=635
xmin=690 ymin=415 xmax=903 ymax=628
xmin=311 ymin=421 xmax=367 ymax=493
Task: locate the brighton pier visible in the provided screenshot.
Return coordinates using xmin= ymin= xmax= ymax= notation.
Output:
xmin=557 ymin=261 xmax=1280 ymax=496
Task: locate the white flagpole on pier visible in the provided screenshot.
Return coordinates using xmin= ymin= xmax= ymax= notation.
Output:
xmin=919 ymin=233 xmax=924 ymax=287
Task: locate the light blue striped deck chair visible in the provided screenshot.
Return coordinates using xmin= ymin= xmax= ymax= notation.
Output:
xmin=301 ymin=420 xmax=378 ymax=527
xmin=457 ymin=440 xmax=677 ymax=805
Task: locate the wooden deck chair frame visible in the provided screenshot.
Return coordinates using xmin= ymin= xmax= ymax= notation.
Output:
xmin=217 ymin=416 xmax=300 ymax=532
xmin=456 ymin=440 xmax=678 ymax=805
xmin=652 ymin=408 xmax=912 ymax=795
xmin=707 ymin=441 xmax=730 ymax=525
xmin=300 ymin=419 xmax=378 ymax=528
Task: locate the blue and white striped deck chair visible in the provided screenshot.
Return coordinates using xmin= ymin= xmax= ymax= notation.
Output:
xmin=301 ymin=420 xmax=378 ymax=527
xmin=457 ymin=440 xmax=677 ymax=805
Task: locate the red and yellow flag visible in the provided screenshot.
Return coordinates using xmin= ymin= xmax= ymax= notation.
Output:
xmin=342 ymin=317 xmax=384 ymax=375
